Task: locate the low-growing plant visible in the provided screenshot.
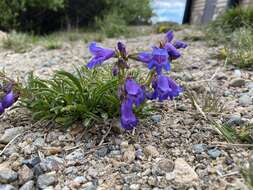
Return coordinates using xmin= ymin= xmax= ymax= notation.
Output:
xmin=41 ymin=38 xmax=62 ymax=50
xmin=20 ymin=67 xmax=120 ymax=126
xmin=0 ymin=32 xmax=36 ymax=53
xmin=227 ymin=28 xmax=253 ymax=68
xmin=20 ymin=30 xmax=188 ymax=129
xmin=186 ymin=84 xmax=225 ymax=114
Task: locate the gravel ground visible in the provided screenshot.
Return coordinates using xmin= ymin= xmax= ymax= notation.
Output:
xmin=0 ymin=28 xmax=253 ymax=190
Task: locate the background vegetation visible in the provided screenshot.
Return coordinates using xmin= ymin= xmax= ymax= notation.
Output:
xmin=205 ymin=6 xmax=253 ymax=68
xmin=0 ymin=0 xmax=152 ymax=34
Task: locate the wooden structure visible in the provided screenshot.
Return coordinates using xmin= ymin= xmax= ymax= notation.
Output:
xmin=183 ymin=0 xmax=253 ymax=24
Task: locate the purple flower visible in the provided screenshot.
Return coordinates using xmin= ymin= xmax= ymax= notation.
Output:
xmin=164 ymin=43 xmax=181 ymax=59
xmin=138 ymin=52 xmax=152 ymax=63
xmin=117 ymin=42 xmax=127 ymax=57
xmin=86 ymin=42 xmax=115 ymax=69
xmin=152 ymin=75 xmax=182 ymax=101
xmin=120 ymin=100 xmax=138 ymax=130
xmin=125 ymin=79 xmax=145 ymax=107
xmin=148 ymin=48 xmax=170 ymax=74
xmin=166 ymin=30 xmax=174 ymax=42
xmin=173 ymin=40 xmax=188 ymax=49
xmin=2 ymin=90 xmax=15 ymax=109
xmin=0 ymin=102 xmax=4 ymax=115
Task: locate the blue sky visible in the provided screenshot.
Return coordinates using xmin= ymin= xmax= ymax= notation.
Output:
xmin=151 ymin=0 xmax=187 ymax=24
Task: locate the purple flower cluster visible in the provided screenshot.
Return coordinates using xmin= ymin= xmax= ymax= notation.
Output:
xmin=86 ymin=30 xmax=187 ymax=130
xmin=137 ymin=30 xmax=186 ymax=101
xmin=0 ymin=84 xmax=18 ymax=115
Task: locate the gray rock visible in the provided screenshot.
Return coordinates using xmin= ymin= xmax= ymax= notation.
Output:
xmin=230 ymin=78 xmax=245 ymax=87
xmin=129 ymin=184 xmax=140 ymax=190
xmin=22 ymin=157 xmax=41 ymax=168
xmin=226 ymin=114 xmax=243 ymax=126
xmin=208 ymin=148 xmax=221 ymax=159
xmin=173 ymin=158 xmax=199 ymax=184
xmin=246 ymin=82 xmax=253 ymax=90
xmin=87 ymin=167 xmax=98 ymax=178
xmin=0 ymin=184 xmax=16 ymax=190
xmin=192 ymin=144 xmax=207 ymax=153
xmin=122 ymin=184 xmax=130 ymax=190
xmin=151 ymin=115 xmax=162 ymax=123
xmin=0 ymin=168 xmax=18 ymax=183
xmin=182 ymin=73 xmax=193 ymax=81
xmin=216 ymin=73 xmax=227 ymax=80
xmin=73 ymin=176 xmax=86 ymax=184
xmin=82 ymin=182 xmax=96 ymax=190
xmin=177 ymin=105 xmax=187 ymax=111
xmin=66 ymin=149 xmax=84 ymax=160
xmin=239 ymin=95 xmax=252 ymax=107
xmin=39 ymin=157 xmax=64 ymax=172
xmin=33 ymin=138 xmax=45 ymax=147
xmin=165 ymin=172 xmax=176 ymax=181
xmin=37 ymin=172 xmax=57 ymax=189
xmin=123 ymin=145 xmax=136 ymax=163
xmin=96 ymin=146 xmax=108 ymax=157
xmin=144 ymin=145 xmax=159 ymax=158
xmin=234 ymin=70 xmax=241 ymax=78
xmin=18 ymin=165 xmax=34 ymax=184
xmin=223 ymin=90 xmax=231 ymax=97
xmin=20 ymin=180 xmax=35 ymax=190
xmin=154 ymin=159 xmax=174 ymax=176
xmin=0 ymin=127 xmax=24 ymax=144
xmin=110 ymin=150 xmax=121 ymax=156
xmin=135 ymin=148 xmax=144 ymax=160
xmin=33 ymin=164 xmax=44 ymax=177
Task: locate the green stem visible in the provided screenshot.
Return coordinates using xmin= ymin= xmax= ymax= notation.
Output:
xmin=145 ymin=69 xmax=155 ymax=87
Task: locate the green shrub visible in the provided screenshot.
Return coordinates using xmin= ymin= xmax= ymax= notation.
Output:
xmin=0 ymin=31 xmax=38 ymax=53
xmin=209 ymin=6 xmax=253 ymax=33
xmin=227 ymin=28 xmax=253 ymax=68
xmin=0 ymin=0 xmax=152 ymax=34
xmin=154 ymin=21 xmax=181 ymax=33
xmin=205 ymin=6 xmax=253 ymax=43
xmin=0 ymin=0 xmax=64 ymax=33
xmin=96 ymin=11 xmax=128 ymax=38
xmin=205 ymin=7 xmax=253 ymax=68
xmin=103 ymin=0 xmax=152 ymax=25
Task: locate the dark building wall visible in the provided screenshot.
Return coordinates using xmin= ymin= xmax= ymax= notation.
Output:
xmin=183 ymin=0 xmax=253 ymax=24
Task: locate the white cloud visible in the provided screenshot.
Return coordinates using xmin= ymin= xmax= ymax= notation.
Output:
xmin=151 ymin=0 xmax=186 ymax=23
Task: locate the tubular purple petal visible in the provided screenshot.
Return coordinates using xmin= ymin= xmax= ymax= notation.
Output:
xmin=117 ymin=42 xmax=127 ymax=57
xmin=138 ymin=52 xmax=152 ymax=63
xmin=120 ymin=100 xmax=138 ymax=130
xmin=2 ymin=91 xmax=15 ymax=109
xmin=166 ymin=30 xmax=174 ymax=42
xmin=173 ymin=40 xmax=188 ymax=49
xmin=146 ymin=48 xmax=170 ymax=74
xmin=0 ymin=102 xmax=4 ymax=115
xmin=152 ymin=75 xmax=182 ymax=101
xmin=125 ymin=79 xmax=145 ymax=107
xmin=86 ymin=42 xmax=115 ymax=69
xmin=164 ymin=43 xmax=181 ymax=59
xmin=125 ymin=79 xmax=139 ymax=95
